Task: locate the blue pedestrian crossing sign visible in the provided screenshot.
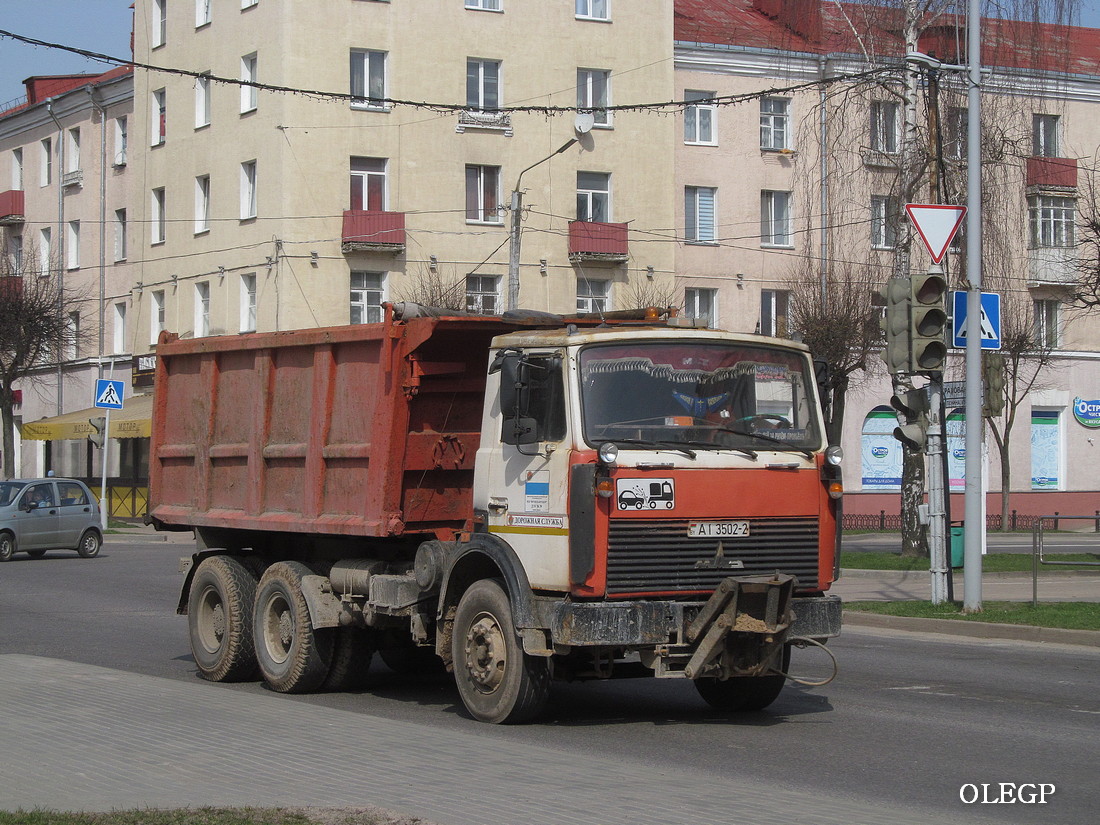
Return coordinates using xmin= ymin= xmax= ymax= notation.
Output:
xmin=94 ymin=379 xmax=125 ymax=410
xmin=952 ymin=291 xmax=1001 ymax=350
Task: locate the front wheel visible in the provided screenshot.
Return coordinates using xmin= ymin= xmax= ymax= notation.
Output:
xmin=694 ymin=645 xmax=791 ymax=712
xmin=77 ymin=529 xmax=101 ymax=558
xmin=188 ymin=555 xmax=259 ymax=682
xmin=253 ymin=561 xmax=334 ymax=693
xmin=452 ymin=579 xmax=550 ymax=724
xmin=0 ymin=533 xmax=15 ymax=562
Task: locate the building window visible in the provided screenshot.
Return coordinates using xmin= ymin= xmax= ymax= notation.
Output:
xmin=113 ymin=302 xmax=127 ymax=353
xmin=65 ymin=128 xmax=80 ymax=175
xmin=577 ymin=279 xmax=609 ymax=314
xmin=466 ymin=58 xmax=501 ymax=111
xmin=465 ymin=165 xmax=501 ymax=223
xmin=760 ymin=190 xmax=792 ymax=247
xmin=66 ymin=221 xmax=80 ymax=270
xmin=350 ymin=49 xmax=387 ymax=109
xmin=114 ymin=209 xmax=127 ymax=261
xmin=240 ymin=161 xmax=257 ymax=220
xmin=1034 ymin=298 xmax=1060 ymax=348
xmin=577 ymin=171 xmax=610 ymax=222
xmin=760 ymin=97 xmax=790 ymax=150
xmin=350 ymin=157 xmax=386 ymax=210
xmin=685 ymin=287 xmax=717 ymax=328
xmin=465 ymin=275 xmax=499 ymax=315
xmin=871 ymin=195 xmax=898 ymax=249
xmin=151 ymin=290 xmax=166 ymax=345
xmin=40 ymin=137 xmax=52 ymax=186
xmin=195 ymin=74 xmax=211 ymax=128
xmin=152 ymin=89 xmax=167 ymax=145
xmin=241 ymin=53 xmax=258 ymax=113
xmin=240 ymin=273 xmax=257 ymax=332
xmin=39 ymin=227 xmax=51 ymax=272
xmin=760 ymin=289 xmax=790 ymax=337
xmin=350 ymin=271 xmax=385 ymax=324
xmin=152 ymin=187 xmax=166 ymax=245
xmin=870 ymin=100 xmax=899 ymax=154
xmin=194 ymin=281 xmax=211 ymax=337
xmin=1032 ymin=114 xmax=1060 ymax=157
xmin=152 ymin=0 xmax=167 ymax=48
xmin=1031 ymin=409 xmax=1062 ymax=489
xmin=113 ymin=117 xmax=128 ymax=165
xmin=685 ymin=186 xmax=716 ymax=243
xmin=195 ymin=175 xmax=210 ymax=233
xmin=577 ymin=68 xmax=611 ymax=128
xmin=1029 ymin=195 xmax=1074 ymax=248
xmin=242 ymin=0 xmax=258 ymax=8
xmin=466 ymin=0 xmax=501 ymax=9
xmin=6 ymin=232 xmax=22 ymax=271
xmin=196 ymin=0 xmax=212 ymax=27
xmin=684 ymin=90 xmax=716 ymax=145
xmin=946 ymin=107 xmax=967 ymax=159
xmin=576 ymin=0 xmax=609 ymax=20
xmin=67 ymin=311 xmax=80 ymax=360
xmin=11 ymin=147 xmax=22 ymax=190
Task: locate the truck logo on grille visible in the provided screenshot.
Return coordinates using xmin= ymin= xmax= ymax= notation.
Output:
xmin=694 ymin=541 xmax=746 ymax=570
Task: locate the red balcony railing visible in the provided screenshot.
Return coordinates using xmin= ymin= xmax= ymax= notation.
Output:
xmin=568 ymin=221 xmax=629 ymax=262
xmin=1027 ymin=157 xmax=1077 ymax=189
xmin=0 ymin=190 xmax=25 ymax=224
xmin=341 ymin=210 xmax=406 ymax=253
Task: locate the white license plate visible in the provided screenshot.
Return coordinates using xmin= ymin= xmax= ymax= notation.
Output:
xmin=688 ymin=520 xmax=750 ymax=538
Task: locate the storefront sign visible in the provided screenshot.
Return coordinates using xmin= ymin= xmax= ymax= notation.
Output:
xmin=1072 ymin=397 xmax=1100 ymax=428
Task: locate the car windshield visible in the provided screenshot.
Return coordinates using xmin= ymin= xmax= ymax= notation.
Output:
xmin=0 ymin=481 xmax=27 ymax=506
xmin=579 ymin=341 xmax=822 ymax=453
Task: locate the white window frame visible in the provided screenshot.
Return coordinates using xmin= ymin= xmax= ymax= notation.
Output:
xmin=870 ymin=195 xmax=898 ymax=250
xmin=946 ymin=107 xmax=967 ymax=160
xmin=465 ymin=165 xmax=502 ymax=224
xmin=240 ymin=161 xmax=257 ymax=220
xmin=112 ymin=301 xmax=127 ymax=354
xmin=760 ymin=97 xmax=790 ymax=151
xmin=684 ymin=288 xmax=717 ymax=328
xmin=1033 ymin=114 xmax=1060 ymax=158
xmin=870 ymin=100 xmax=899 ymax=154
xmin=576 ymin=279 xmax=609 ymax=314
xmin=685 ymin=186 xmax=716 ymax=243
xmin=465 ymin=274 xmax=500 ymax=315
xmin=466 ymin=58 xmax=501 ymax=111
xmin=577 ymin=68 xmax=611 ymax=128
xmin=66 ymin=220 xmax=80 ymax=270
xmin=194 ymin=281 xmax=211 ymax=337
xmin=350 ymin=271 xmax=386 ymax=324
xmin=242 ymin=0 xmax=258 ymax=8
xmin=240 ymin=273 xmax=257 ymax=332
xmin=350 ymin=49 xmax=388 ymax=110
xmin=465 ymin=0 xmax=502 ymax=9
xmin=65 ymin=128 xmax=81 ymax=175
xmin=577 ymin=171 xmax=610 ymax=223
xmin=39 ymin=227 xmax=51 ymax=272
xmin=11 ymin=147 xmax=23 ymax=190
xmin=195 ymin=175 xmax=210 ymax=233
xmin=152 ymin=0 xmax=167 ymax=48
xmin=350 ymin=157 xmax=387 ymax=211
xmin=240 ymin=53 xmax=258 ymax=113
xmin=760 ymin=190 xmax=792 ymax=247
xmin=7 ymin=232 xmax=22 ymax=271
xmin=114 ymin=208 xmax=127 ymax=261
xmin=67 ymin=311 xmax=80 ymax=360
xmin=152 ymin=187 xmax=166 ymax=245
xmin=196 ymin=0 xmax=212 ymax=27
xmin=195 ymin=74 xmax=211 ymax=128
xmin=1034 ymin=298 xmax=1061 ymax=348
xmin=152 ymin=89 xmax=167 ymax=146
xmin=760 ymin=289 xmax=790 ymax=337
xmin=150 ymin=290 xmax=166 ymax=345
xmin=1029 ymin=195 xmax=1075 ymax=248
xmin=684 ymin=90 xmax=716 ymax=145
xmin=113 ymin=117 xmax=128 ymax=166
xmin=576 ymin=0 xmax=609 ymax=21
xmin=40 ymin=138 xmax=52 ymax=187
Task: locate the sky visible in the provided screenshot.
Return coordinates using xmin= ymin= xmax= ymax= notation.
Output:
xmin=1 ymin=0 xmax=1100 ymax=108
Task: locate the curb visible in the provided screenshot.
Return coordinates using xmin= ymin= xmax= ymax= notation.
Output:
xmin=842 ymin=610 xmax=1100 ymax=647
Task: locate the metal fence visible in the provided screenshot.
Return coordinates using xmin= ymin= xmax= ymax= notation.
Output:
xmin=1031 ymin=515 xmax=1100 ymax=605
xmin=844 ymin=510 xmax=1100 ymax=532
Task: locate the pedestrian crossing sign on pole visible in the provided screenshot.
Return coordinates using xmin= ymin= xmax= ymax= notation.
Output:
xmin=94 ymin=379 xmax=125 ymax=410
xmin=952 ymin=291 xmax=1002 ymax=350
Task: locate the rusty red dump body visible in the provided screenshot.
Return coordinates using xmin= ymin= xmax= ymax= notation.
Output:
xmin=149 ymin=314 xmax=521 ymax=540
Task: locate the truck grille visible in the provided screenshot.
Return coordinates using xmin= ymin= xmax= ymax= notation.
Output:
xmin=605 ymin=517 xmax=820 ymax=596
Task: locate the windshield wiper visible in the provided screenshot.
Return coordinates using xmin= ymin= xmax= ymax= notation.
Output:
xmin=716 ymin=428 xmax=815 ymax=460
xmin=598 ymin=438 xmax=697 ymax=459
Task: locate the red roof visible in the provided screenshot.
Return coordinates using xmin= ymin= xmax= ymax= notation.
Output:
xmin=1 ymin=65 xmax=133 ymax=119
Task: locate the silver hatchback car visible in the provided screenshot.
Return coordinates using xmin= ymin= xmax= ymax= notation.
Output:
xmin=0 ymin=478 xmax=103 ymax=561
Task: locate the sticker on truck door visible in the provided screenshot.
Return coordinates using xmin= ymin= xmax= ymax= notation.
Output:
xmin=615 ymin=478 xmax=675 ymax=511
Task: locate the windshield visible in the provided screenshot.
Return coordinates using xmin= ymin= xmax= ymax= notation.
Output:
xmin=579 ymin=342 xmax=822 ymax=453
xmin=0 ymin=481 xmax=27 ymax=506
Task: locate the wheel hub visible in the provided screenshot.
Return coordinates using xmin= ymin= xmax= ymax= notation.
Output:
xmin=464 ymin=613 xmax=506 ymax=694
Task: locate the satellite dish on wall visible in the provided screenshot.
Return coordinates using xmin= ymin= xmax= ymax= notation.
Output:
xmin=574 ymin=112 xmax=595 ymax=135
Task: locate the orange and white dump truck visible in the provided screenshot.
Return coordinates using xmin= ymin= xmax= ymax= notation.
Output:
xmin=150 ymin=303 xmax=843 ymax=723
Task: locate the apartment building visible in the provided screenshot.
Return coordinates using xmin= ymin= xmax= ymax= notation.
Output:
xmin=0 ymin=68 xmax=136 ymax=483
xmin=673 ymin=0 xmax=1100 ymax=517
xmin=128 ymin=0 xmax=677 ymax=347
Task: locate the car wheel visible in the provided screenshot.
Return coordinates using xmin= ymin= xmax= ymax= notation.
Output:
xmin=0 ymin=533 xmax=15 ymax=562
xmin=77 ymin=529 xmax=102 ymax=558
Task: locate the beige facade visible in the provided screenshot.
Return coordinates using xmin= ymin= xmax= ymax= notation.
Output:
xmin=129 ymin=0 xmax=677 ymax=347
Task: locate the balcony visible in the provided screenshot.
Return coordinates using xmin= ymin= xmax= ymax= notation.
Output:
xmin=1027 ymin=157 xmax=1077 ymax=190
xmin=341 ymin=210 xmax=406 ymax=254
xmin=569 ymin=221 xmax=629 ymax=263
xmin=0 ymin=189 xmax=25 ymax=224
xmin=456 ymin=109 xmax=512 ymax=136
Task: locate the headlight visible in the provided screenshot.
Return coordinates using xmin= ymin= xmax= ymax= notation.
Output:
xmin=825 ymin=445 xmax=843 ymax=466
xmin=598 ymin=442 xmax=619 ymax=466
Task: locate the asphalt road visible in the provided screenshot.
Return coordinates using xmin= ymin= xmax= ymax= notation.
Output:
xmin=1 ymin=539 xmax=1097 ymax=824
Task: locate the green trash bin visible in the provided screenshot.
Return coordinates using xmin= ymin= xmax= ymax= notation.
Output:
xmin=950 ymin=523 xmax=964 ymax=568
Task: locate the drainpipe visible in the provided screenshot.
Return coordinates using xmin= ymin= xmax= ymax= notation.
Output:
xmin=818 ymin=55 xmax=830 ymax=306
xmin=45 ymin=99 xmax=65 ymax=417
xmin=87 ymin=86 xmax=108 ymax=382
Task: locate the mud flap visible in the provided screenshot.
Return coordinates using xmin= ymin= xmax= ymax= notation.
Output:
xmin=682 ymin=574 xmax=794 ymax=680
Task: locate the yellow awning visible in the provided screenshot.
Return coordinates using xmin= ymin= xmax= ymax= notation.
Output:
xmin=20 ymin=393 xmax=154 ymax=441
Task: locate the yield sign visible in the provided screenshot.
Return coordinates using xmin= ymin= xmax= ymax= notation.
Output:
xmin=905 ymin=203 xmax=967 ymax=264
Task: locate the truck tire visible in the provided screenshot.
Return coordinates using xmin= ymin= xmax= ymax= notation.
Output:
xmin=694 ymin=645 xmax=790 ymax=712
xmin=188 ymin=555 xmax=259 ymax=682
xmin=253 ymin=560 xmax=335 ymax=693
xmin=452 ymin=578 xmax=550 ymax=724
xmin=321 ymin=627 xmax=375 ymax=691
xmin=379 ymin=633 xmax=446 ymax=678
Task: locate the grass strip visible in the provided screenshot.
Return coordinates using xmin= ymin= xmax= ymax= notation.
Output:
xmin=0 ymin=809 xmax=420 ymax=825
xmin=844 ymin=599 xmax=1100 ymax=631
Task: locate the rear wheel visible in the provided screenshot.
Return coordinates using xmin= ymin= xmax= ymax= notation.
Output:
xmin=0 ymin=533 xmax=15 ymax=562
xmin=379 ymin=632 xmax=446 ymax=677
xmin=188 ymin=555 xmax=259 ymax=682
xmin=76 ymin=529 xmax=101 ymax=558
xmin=451 ymin=579 xmax=550 ymax=724
xmin=694 ymin=644 xmax=791 ymax=712
xmin=321 ymin=627 xmax=376 ymax=691
xmin=253 ymin=561 xmax=334 ymax=693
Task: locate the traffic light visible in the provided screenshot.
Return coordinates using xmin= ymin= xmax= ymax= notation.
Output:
xmin=88 ymin=416 xmax=106 ymax=449
xmin=983 ymin=352 xmax=1006 ymax=417
xmin=909 ymin=272 xmax=948 ymax=374
xmin=879 ymin=277 xmax=911 ymax=374
xmin=891 ymin=388 xmax=930 ymax=451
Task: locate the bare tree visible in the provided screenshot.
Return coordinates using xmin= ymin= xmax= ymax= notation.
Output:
xmin=394 ymin=264 xmax=467 ymax=311
xmin=0 ymin=246 xmax=87 ymax=479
